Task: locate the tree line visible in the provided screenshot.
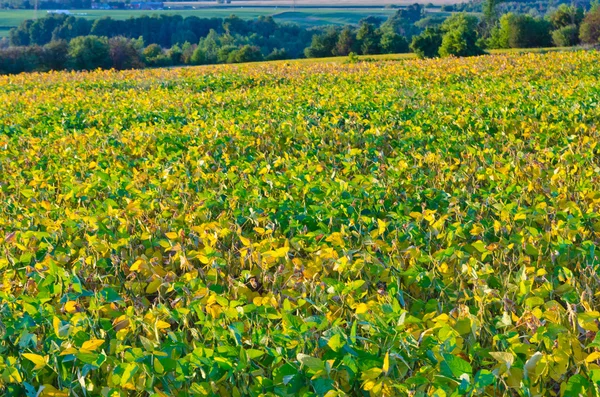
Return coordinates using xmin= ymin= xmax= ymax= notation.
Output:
xmin=303 ymin=2 xmax=600 ymax=60
xmin=8 ymin=13 xmax=312 ymax=56
xmin=1 ymin=2 xmax=599 ymax=75
xmin=408 ymin=1 xmax=600 ymax=59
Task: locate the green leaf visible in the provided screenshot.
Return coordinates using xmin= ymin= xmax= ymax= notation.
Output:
xmin=297 ymin=353 xmax=325 ymax=372
xmin=472 ymin=241 xmax=487 ymax=253
xmin=563 ymin=374 xmax=590 ymax=395
xmin=440 ymin=353 xmax=472 ymax=379
xmin=327 ymin=334 xmax=345 ymax=352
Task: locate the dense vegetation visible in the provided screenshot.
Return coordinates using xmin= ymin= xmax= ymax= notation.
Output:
xmin=1 ymin=50 xmax=600 ymax=396
xmin=2 ymin=1 xmax=600 ymax=75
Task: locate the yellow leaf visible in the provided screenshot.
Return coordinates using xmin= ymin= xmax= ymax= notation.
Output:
xmin=383 ymin=351 xmax=390 ymax=374
xmin=81 ymin=339 xmax=104 ymax=352
xmin=514 ymin=213 xmax=527 ymax=221
xmin=59 ymin=347 xmax=79 ymax=356
xmin=165 ymin=232 xmax=178 ymax=240
xmin=146 ymin=278 xmax=161 ymax=294
xmin=40 ymin=385 xmax=69 ymax=397
xmin=377 ymin=219 xmax=387 ymax=236
xmin=264 ymin=246 xmax=289 ymax=259
xmin=64 ymin=301 xmax=78 ymax=313
xmin=22 ymin=353 xmax=47 ymax=370
xmin=130 ymin=259 xmax=144 ymax=272
xmin=409 ymin=212 xmax=423 ymax=221
xmin=356 ymin=303 xmax=368 ymax=314
xmin=239 ymin=236 xmax=251 ymax=246
xmin=586 ymin=352 xmax=600 ymax=363
xmin=156 ymin=320 xmax=171 ymax=330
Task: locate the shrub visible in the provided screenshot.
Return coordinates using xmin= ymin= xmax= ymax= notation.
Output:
xmin=489 ymin=13 xmax=552 ymax=49
xmin=580 ymin=6 xmax=600 ymax=44
xmin=67 ymin=35 xmax=110 ymax=70
xmin=109 ymin=37 xmax=144 ymax=70
xmin=0 ymin=45 xmax=45 ymax=74
xmin=43 ymin=40 xmax=69 ymax=70
xmin=265 ymin=48 xmax=290 ymax=61
xmin=190 ymin=46 xmax=207 ymax=65
xmin=380 ymin=31 xmax=409 ymax=54
xmin=439 ymin=13 xmax=484 ymax=57
xmin=552 ymin=24 xmax=580 ymax=47
xmin=143 ymin=44 xmax=172 ymax=67
xmin=227 ymin=45 xmax=263 ymax=63
xmin=168 ymin=44 xmax=183 ymax=65
xmin=410 ymin=28 xmax=443 ymax=58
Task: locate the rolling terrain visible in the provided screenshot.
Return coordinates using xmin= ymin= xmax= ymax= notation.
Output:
xmin=1 ymin=49 xmax=599 ymax=396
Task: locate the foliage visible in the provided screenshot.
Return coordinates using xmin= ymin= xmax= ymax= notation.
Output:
xmin=439 ymin=13 xmax=485 ymax=58
xmin=380 ymin=31 xmax=409 ymax=54
xmin=227 ymin=45 xmax=263 ymax=64
xmin=8 ymin=13 xmax=313 ymax=59
xmin=552 ymin=24 xmax=580 ymax=47
xmin=579 ymin=5 xmax=600 ymax=44
xmin=488 ymin=13 xmax=553 ymax=49
xmin=304 ymin=27 xmax=340 ymax=58
xmin=1 ymin=51 xmax=599 ymax=396
xmin=379 ymin=4 xmax=424 ymax=38
xmin=142 ymin=43 xmax=171 ymax=67
xmin=265 ymin=48 xmax=290 ymax=61
xmin=548 ymin=4 xmax=584 ymax=29
xmin=66 ymin=35 xmax=110 ymax=70
xmin=108 ymin=36 xmax=144 ymax=71
xmin=483 ymin=0 xmax=503 ymax=29
xmin=0 ymin=44 xmax=44 ymax=73
xmin=42 ymin=39 xmax=68 ymax=70
xmin=410 ymin=27 xmax=443 ymax=58
xmin=333 ymin=26 xmax=358 ymax=57
xmin=356 ymin=22 xmax=381 ymax=55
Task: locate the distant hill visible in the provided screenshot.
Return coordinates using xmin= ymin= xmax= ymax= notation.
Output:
xmin=167 ymin=0 xmax=461 ymax=6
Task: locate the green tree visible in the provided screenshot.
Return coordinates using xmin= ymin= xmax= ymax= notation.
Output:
xmin=197 ymin=29 xmax=220 ymax=64
xmin=580 ymin=5 xmax=600 ymax=44
xmin=190 ymin=46 xmax=207 ymax=65
xmin=488 ymin=13 xmax=552 ymax=49
xmin=380 ymin=4 xmax=423 ymax=38
xmin=548 ymin=4 xmax=584 ymax=29
xmin=67 ymin=35 xmax=110 ymax=70
xmin=227 ymin=45 xmax=263 ymax=63
xmin=109 ymin=37 xmax=144 ymax=70
xmin=181 ymin=42 xmax=196 ymax=64
xmin=552 ymin=24 xmax=580 ymax=47
xmin=333 ymin=27 xmax=357 ymax=56
xmin=168 ymin=44 xmax=183 ymax=64
xmin=265 ymin=48 xmax=289 ymax=61
xmin=90 ymin=16 xmax=117 ymax=38
xmin=143 ymin=43 xmax=171 ymax=67
xmin=439 ymin=13 xmax=484 ymax=57
xmin=356 ymin=22 xmax=381 ymax=55
xmin=483 ymin=0 xmax=503 ymax=30
xmin=410 ymin=28 xmax=443 ymax=58
xmin=304 ymin=28 xmax=339 ymax=58
xmin=43 ymin=40 xmax=68 ymax=70
xmin=380 ymin=31 xmax=409 ymax=54
xmin=217 ymin=45 xmax=238 ymax=63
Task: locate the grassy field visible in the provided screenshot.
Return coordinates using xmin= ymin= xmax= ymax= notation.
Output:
xmin=0 ymin=7 xmax=399 ymax=37
xmin=1 ymin=49 xmax=600 ymax=396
